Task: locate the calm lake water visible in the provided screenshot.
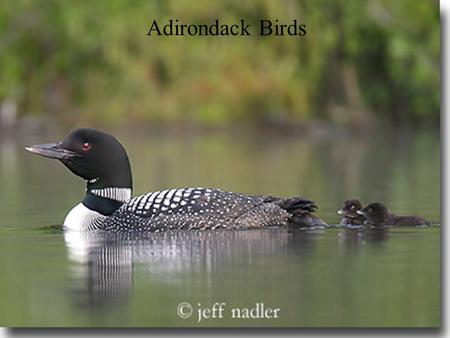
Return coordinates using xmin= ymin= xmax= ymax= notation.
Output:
xmin=0 ymin=126 xmax=440 ymax=327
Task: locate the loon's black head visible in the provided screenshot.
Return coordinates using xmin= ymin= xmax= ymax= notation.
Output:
xmin=26 ymin=128 xmax=132 ymax=192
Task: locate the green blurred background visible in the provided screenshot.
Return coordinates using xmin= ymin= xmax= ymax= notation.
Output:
xmin=0 ymin=0 xmax=440 ymax=129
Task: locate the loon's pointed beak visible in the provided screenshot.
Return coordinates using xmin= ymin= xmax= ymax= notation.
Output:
xmin=356 ymin=210 xmax=365 ymax=215
xmin=25 ymin=142 xmax=80 ymax=160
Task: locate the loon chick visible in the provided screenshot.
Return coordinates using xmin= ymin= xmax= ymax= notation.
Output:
xmin=336 ymin=199 xmax=365 ymax=226
xmin=357 ymin=202 xmax=429 ymax=226
xmin=26 ymin=128 xmax=324 ymax=232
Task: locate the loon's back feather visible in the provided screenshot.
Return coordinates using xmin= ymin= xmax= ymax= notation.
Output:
xmin=100 ymin=188 xmax=320 ymax=232
xmin=124 ymin=188 xmax=262 ymax=218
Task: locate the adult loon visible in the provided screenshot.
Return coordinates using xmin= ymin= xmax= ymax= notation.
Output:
xmin=26 ymin=128 xmax=325 ymax=232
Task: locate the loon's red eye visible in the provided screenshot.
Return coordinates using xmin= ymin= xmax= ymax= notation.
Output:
xmin=82 ymin=142 xmax=91 ymax=151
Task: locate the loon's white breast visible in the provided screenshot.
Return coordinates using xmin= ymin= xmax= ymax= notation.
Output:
xmin=64 ymin=203 xmax=106 ymax=231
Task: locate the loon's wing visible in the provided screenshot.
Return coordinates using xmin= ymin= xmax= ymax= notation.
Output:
xmin=124 ymin=188 xmax=264 ymax=217
xmin=102 ymin=188 xmax=267 ymax=232
xmin=102 ymin=188 xmax=320 ymax=232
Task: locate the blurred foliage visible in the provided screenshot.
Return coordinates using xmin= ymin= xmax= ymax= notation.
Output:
xmin=0 ymin=0 xmax=439 ymax=127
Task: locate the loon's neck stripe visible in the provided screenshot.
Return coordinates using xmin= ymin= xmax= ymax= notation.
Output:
xmin=82 ymin=193 xmax=124 ymax=216
xmin=89 ymin=187 xmax=132 ymax=203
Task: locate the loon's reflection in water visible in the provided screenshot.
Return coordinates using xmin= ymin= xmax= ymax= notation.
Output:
xmin=64 ymin=227 xmax=390 ymax=311
xmin=65 ymin=231 xmax=134 ymax=310
xmin=337 ymin=227 xmax=389 ymax=250
xmin=64 ymin=229 xmax=295 ymax=310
